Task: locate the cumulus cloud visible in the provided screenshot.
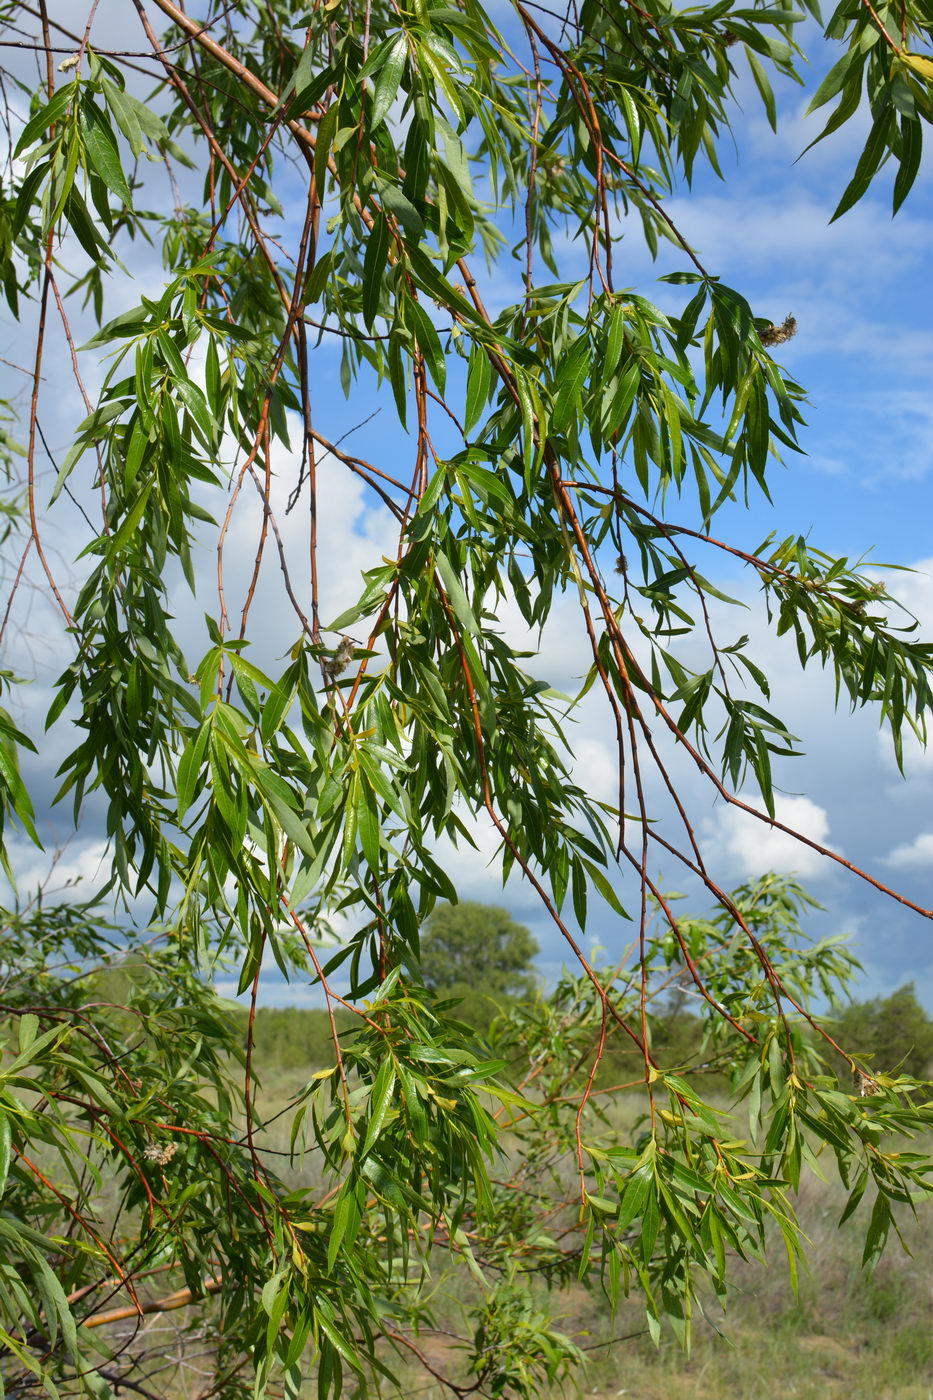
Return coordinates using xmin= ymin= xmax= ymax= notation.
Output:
xmin=571 ymin=737 xmax=620 ymax=808
xmin=878 ymin=728 xmax=933 ymax=786
xmin=433 ymin=819 xmax=507 ymax=902
xmin=884 ymin=832 xmax=933 ymax=870
xmin=84 ymin=414 xmax=405 ymax=714
xmin=0 ymin=835 xmax=111 ymax=904
xmin=881 ymin=557 xmax=933 ymax=627
xmin=701 ymin=794 xmax=838 ymax=879
xmin=662 ymin=192 xmax=930 ymax=287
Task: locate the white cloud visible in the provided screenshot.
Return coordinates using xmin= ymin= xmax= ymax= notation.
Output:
xmin=660 ymin=191 xmax=930 ymax=289
xmin=880 ymin=557 xmax=933 ymax=626
xmin=495 ymin=588 xmax=596 ymax=693
xmin=0 ymin=835 xmax=110 ymax=903
xmin=701 ymin=794 xmax=838 ymax=879
xmin=433 ymin=818 xmax=507 ymax=901
xmin=884 ymin=832 xmax=933 ymax=870
xmin=170 ymin=422 xmax=402 ymax=677
xmin=877 ymin=728 xmax=933 ymax=786
xmin=571 ymin=736 xmax=619 ymax=808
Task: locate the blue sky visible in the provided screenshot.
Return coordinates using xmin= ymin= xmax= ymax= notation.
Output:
xmin=1 ymin=1 xmax=931 ymax=1009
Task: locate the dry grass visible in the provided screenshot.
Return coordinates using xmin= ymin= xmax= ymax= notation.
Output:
xmin=241 ymin=1069 xmax=933 ymax=1400
xmin=75 ymin=1067 xmax=932 ymax=1400
xmin=575 ymin=1174 xmax=933 ymax=1399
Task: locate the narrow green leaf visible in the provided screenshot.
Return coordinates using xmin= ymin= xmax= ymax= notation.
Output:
xmin=746 ymin=47 xmax=777 ymax=131
xmin=830 ymin=112 xmax=894 ymax=222
xmin=371 ymin=35 xmax=408 ymax=129
xmin=434 ymin=549 xmax=479 ymax=635
xmin=14 ymin=84 xmax=74 ymax=156
xmin=362 ymin=212 xmax=390 ymax=328
xmin=0 ymin=1111 xmax=11 ymax=1199
xmin=79 ymin=95 xmax=131 ymax=204
xmin=362 ymin=1060 xmax=397 ymax=1157
xmin=105 ymin=479 xmax=154 ymax=555
xmin=464 ymin=341 xmax=492 ymax=434
xmin=892 ymin=116 xmax=922 ymax=214
xmin=341 ymin=770 xmax=361 ymax=871
xmin=254 ymin=769 xmax=318 ymax=860
xmin=551 ymin=335 xmax=590 ymax=436
xmin=176 ymin=723 xmax=210 ymax=823
xmin=379 ymin=181 xmax=424 ymax=240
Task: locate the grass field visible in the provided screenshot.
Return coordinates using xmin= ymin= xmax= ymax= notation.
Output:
xmin=373 ymin=1179 xmax=932 ymax=1400
xmin=243 ymin=1066 xmax=933 ymax=1400
xmin=14 ymin=1057 xmax=927 ymax=1399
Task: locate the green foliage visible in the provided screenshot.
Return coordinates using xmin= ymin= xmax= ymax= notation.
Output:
xmin=1 ymin=0 xmax=932 ymax=1396
xmin=0 ymin=894 xmax=267 ymax=1396
xmin=469 ymin=1285 xmax=584 ymax=1399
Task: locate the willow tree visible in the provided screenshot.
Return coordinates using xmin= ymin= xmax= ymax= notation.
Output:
xmin=1 ymin=0 xmax=932 ymax=1395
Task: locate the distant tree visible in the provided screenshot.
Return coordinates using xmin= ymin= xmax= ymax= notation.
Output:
xmin=419 ymin=901 xmax=539 ymax=1026
xmin=833 ymin=983 xmax=933 ymax=1080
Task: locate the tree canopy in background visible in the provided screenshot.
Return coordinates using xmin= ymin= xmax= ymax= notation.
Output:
xmin=1 ymin=0 xmax=933 ymax=1396
xmin=831 ymin=982 xmax=933 ymax=1081
xmin=420 ymin=901 xmax=539 ymax=1022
